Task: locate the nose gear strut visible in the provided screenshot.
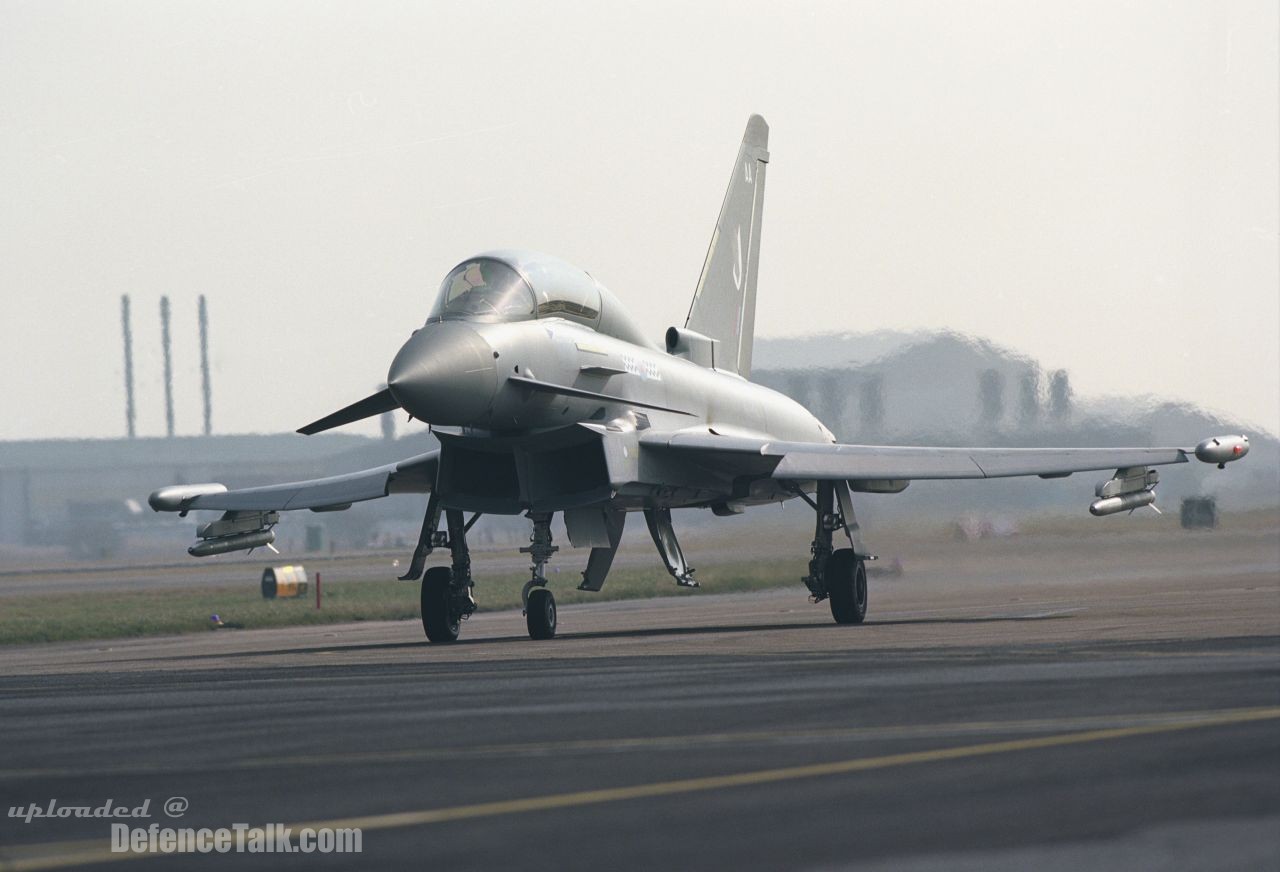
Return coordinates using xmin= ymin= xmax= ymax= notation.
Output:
xmin=520 ymin=512 xmax=558 ymax=609
xmin=520 ymin=512 xmax=559 ymax=639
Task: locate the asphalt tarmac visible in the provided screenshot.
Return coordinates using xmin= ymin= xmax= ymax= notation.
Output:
xmin=1 ymin=526 xmax=1277 ymax=871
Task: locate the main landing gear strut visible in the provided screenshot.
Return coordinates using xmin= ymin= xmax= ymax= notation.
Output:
xmin=799 ymin=480 xmax=869 ymax=625
xmin=403 ymin=494 xmax=478 ymax=643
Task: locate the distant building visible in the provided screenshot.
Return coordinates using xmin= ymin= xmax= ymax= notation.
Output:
xmin=755 ymin=331 xmax=1040 ymax=443
xmin=753 ymin=331 xmax=1278 ymax=513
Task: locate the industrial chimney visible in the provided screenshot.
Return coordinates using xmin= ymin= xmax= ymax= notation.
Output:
xmin=160 ymin=296 xmax=174 ymax=438
xmin=198 ymin=295 xmax=212 ymax=436
xmin=120 ymin=295 xmax=136 ymax=439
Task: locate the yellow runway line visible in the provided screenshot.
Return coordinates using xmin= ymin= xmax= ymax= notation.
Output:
xmin=4 ymin=705 xmax=1278 ymax=872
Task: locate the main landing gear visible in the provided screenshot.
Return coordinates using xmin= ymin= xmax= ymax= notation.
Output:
xmin=403 ymin=495 xmax=478 ymax=643
xmin=420 ymin=508 xmax=479 ymax=642
xmin=800 ymin=480 xmax=870 ymax=625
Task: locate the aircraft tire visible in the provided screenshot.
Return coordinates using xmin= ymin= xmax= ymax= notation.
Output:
xmin=827 ymin=549 xmax=868 ymax=625
xmin=526 ymin=588 xmax=557 ymax=640
xmin=421 ymin=566 xmax=461 ymax=643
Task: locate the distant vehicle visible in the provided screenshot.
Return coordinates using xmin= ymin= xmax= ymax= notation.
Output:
xmin=150 ymin=116 xmax=1249 ymax=642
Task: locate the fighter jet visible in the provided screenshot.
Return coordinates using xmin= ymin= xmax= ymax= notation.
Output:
xmin=149 ymin=115 xmax=1250 ymax=642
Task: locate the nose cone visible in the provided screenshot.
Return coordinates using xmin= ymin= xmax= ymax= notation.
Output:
xmin=388 ymin=322 xmax=498 ymax=425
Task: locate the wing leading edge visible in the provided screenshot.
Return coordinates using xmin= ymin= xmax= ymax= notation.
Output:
xmin=637 ymin=431 xmax=1191 ymax=481
xmin=149 ymin=450 xmax=439 ymax=514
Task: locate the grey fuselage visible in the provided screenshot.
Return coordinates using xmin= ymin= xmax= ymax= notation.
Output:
xmin=386 ymin=251 xmax=829 ymax=515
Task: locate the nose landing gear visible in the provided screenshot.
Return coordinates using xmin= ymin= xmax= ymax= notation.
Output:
xmin=521 ymin=512 xmax=559 ymax=640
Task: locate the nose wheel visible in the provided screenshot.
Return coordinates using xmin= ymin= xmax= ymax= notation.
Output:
xmin=526 ymin=587 xmax=557 ymax=639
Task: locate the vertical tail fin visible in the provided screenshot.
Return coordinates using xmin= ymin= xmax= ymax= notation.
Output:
xmin=685 ymin=115 xmax=769 ymax=377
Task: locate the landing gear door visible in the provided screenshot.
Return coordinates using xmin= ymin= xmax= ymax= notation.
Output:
xmin=835 ymin=480 xmax=869 ymax=557
xmin=577 ymin=508 xmax=626 ymax=592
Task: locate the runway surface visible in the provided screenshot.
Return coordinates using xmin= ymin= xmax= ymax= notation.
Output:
xmin=1 ymin=527 xmax=1278 ymax=870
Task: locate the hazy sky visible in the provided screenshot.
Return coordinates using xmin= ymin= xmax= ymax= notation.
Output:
xmin=2 ymin=0 xmax=1276 ymax=442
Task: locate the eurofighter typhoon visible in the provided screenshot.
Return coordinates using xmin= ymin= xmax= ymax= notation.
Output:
xmin=150 ymin=116 xmax=1249 ymax=641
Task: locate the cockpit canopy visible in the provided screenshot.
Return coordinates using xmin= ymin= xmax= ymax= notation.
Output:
xmin=428 ymin=252 xmax=602 ymax=328
xmin=430 ymin=259 xmax=535 ymax=322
